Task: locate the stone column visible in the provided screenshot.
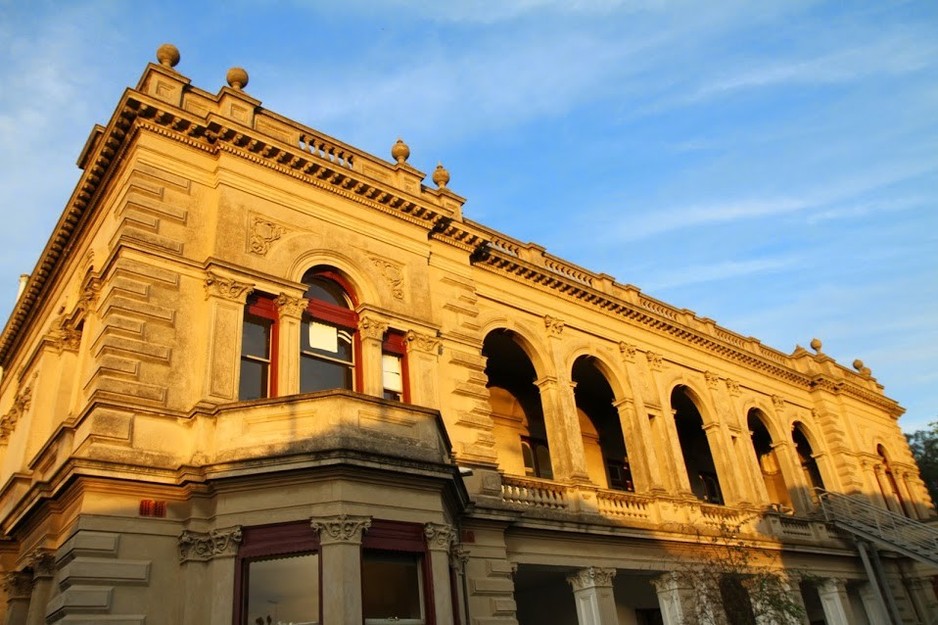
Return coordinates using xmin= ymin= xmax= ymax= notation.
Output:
xmin=203 ymin=272 xmax=253 ymax=401
xmin=358 ymin=315 xmax=389 ymax=397
xmin=24 ymin=551 xmax=55 ymax=625
xmin=275 ymin=293 xmax=307 ymax=396
xmin=893 ymin=469 xmax=917 ymax=518
xmin=178 ymin=525 xmax=243 ymax=625
xmin=816 ymin=578 xmax=856 ymax=625
xmin=425 ymin=524 xmax=457 ymax=625
xmin=617 ymin=343 xmax=665 ymax=492
xmin=904 ymin=575 xmax=938 ymax=624
xmin=652 ymin=572 xmax=692 ymax=625
xmin=857 ymin=582 xmax=890 ymax=625
xmin=405 ymin=331 xmax=443 ymax=407
xmin=567 ymin=568 xmax=619 ymax=625
xmin=3 ymin=570 xmax=33 ymax=625
xmin=311 ymin=514 xmax=371 ymax=625
xmin=773 ymin=439 xmax=813 ymax=513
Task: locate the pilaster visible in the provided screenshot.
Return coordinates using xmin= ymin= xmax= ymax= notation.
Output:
xmin=425 ymin=523 xmax=457 ymax=625
xmin=24 ymin=551 xmax=55 ymax=625
xmin=178 ymin=526 xmax=242 ymax=625
xmin=275 ymin=292 xmax=306 ymax=396
xmin=816 ymin=578 xmax=856 ymax=625
xmin=358 ymin=314 xmax=389 ymax=397
xmin=203 ymin=271 xmax=253 ymax=401
xmin=311 ymin=514 xmax=371 ymax=625
xmin=567 ymin=567 xmax=620 ymax=625
xmin=406 ymin=330 xmax=443 ymax=407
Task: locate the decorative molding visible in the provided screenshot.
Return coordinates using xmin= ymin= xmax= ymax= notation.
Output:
xmin=772 ymin=395 xmax=786 ymax=413
xmin=276 ymin=293 xmax=307 ymax=318
xmin=47 ymin=315 xmax=82 ymax=352
xmin=646 ymin=351 xmax=663 ymax=372
xmin=249 ymin=216 xmax=285 ymax=256
xmin=0 ymin=386 xmax=32 ymax=444
xmin=704 ymin=371 xmax=720 ymax=390
xmin=310 ymin=514 xmax=371 ymax=545
xmin=2 ymin=571 xmax=33 ymax=599
xmin=204 ymin=272 xmax=252 ymax=302
xmin=406 ymin=330 xmax=441 ymax=355
xmin=618 ymin=341 xmax=637 ymax=363
xmin=544 ymin=314 xmax=565 ymax=337
xmin=178 ymin=526 xmax=243 ymax=562
xmin=567 ymin=567 xmax=616 ymax=590
xmin=369 ymin=256 xmax=405 ymax=300
xmin=359 ymin=315 xmax=389 ymax=341
xmin=79 ymin=277 xmax=102 ymax=314
xmin=725 ymin=378 xmax=740 ymax=397
xmin=424 ymin=523 xmax=456 ymax=551
xmin=450 ymin=544 xmax=470 ymax=567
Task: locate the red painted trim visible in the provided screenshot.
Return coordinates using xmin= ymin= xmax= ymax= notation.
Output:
xmin=244 ymin=293 xmax=279 ymax=398
xmin=383 ymin=331 xmax=410 ymax=403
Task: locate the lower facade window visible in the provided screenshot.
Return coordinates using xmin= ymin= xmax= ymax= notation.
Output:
xmin=362 ymin=550 xmax=425 ymax=624
xmin=235 ymin=522 xmax=321 ymax=625
xmin=241 ymin=294 xmax=278 ymax=400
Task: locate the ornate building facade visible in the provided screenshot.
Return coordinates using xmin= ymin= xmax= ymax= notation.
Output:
xmin=0 ymin=45 xmax=934 ymax=625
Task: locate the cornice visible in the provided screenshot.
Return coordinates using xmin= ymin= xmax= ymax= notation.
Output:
xmin=0 ymin=64 xmax=902 ymax=421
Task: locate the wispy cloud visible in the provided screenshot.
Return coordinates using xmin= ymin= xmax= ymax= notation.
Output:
xmin=643 ymin=254 xmax=804 ymax=291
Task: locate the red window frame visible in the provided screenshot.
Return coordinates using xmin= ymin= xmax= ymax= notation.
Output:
xmin=361 ymin=520 xmax=436 ymax=625
xmin=302 ymin=268 xmax=363 ymax=393
xmin=382 ymin=331 xmax=410 ymax=403
xmin=242 ymin=293 xmax=279 ymax=399
xmin=233 ymin=521 xmax=322 ymax=625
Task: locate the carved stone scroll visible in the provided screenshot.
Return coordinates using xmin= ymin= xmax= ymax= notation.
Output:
xmin=567 ymin=567 xmax=616 ymax=590
xmin=310 ymin=514 xmax=371 ymax=545
xmin=406 ymin=330 xmax=441 ymax=355
xmin=178 ymin=526 xmax=243 ymax=562
xmin=204 ymin=272 xmax=252 ymax=302
xmin=424 ymin=523 xmax=456 ymax=552
xmin=249 ymin=217 xmax=285 ymax=256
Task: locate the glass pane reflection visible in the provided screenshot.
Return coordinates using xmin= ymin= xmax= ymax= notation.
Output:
xmin=246 ymin=553 xmax=319 ymax=625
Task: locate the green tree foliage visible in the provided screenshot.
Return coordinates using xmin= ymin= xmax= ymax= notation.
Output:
xmin=906 ymin=422 xmax=938 ymax=504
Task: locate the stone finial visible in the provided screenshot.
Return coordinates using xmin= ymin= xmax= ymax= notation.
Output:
xmin=391 ymin=138 xmax=410 ymax=164
xmin=432 ymin=162 xmax=450 ymax=188
xmin=809 ymin=337 xmax=823 ymax=353
xmin=852 ymin=359 xmax=864 ymax=371
xmin=156 ymin=43 xmax=180 ymax=68
xmin=853 ymin=358 xmax=872 ymax=377
xmin=226 ymin=67 xmax=249 ymax=90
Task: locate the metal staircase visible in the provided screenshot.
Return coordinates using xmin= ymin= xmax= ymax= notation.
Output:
xmin=818 ymin=489 xmax=938 ymax=569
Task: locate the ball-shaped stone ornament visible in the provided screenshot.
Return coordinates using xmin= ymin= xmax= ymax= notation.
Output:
xmin=226 ymin=67 xmax=249 ymax=90
xmin=852 ymin=359 xmax=864 ymax=371
xmin=810 ymin=338 xmax=823 ymax=352
xmin=156 ymin=44 xmax=180 ymax=68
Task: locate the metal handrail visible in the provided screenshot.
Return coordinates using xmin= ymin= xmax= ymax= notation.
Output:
xmin=817 ymin=489 xmax=938 ymax=567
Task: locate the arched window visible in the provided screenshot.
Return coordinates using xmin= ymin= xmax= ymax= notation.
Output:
xmin=483 ymin=330 xmax=552 ymax=479
xmin=792 ymin=423 xmax=825 ymax=500
xmin=300 ymin=268 xmax=359 ymax=393
xmin=573 ymin=356 xmax=632 ymax=491
xmin=877 ymin=444 xmax=910 ymax=517
xmin=672 ymin=386 xmax=723 ymax=504
xmin=748 ymin=409 xmax=791 ymax=510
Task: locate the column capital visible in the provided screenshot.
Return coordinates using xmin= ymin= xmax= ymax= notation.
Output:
xmin=405 ymin=330 xmax=441 ymax=355
xmin=2 ymin=570 xmax=34 ymax=600
xmin=359 ymin=315 xmax=389 ymax=341
xmin=204 ymin=271 xmax=252 ymax=302
xmin=178 ymin=526 xmax=243 ymax=562
xmin=424 ymin=523 xmax=456 ymax=552
xmin=567 ymin=567 xmax=616 ymax=591
xmin=618 ymin=341 xmax=637 ymax=362
xmin=28 ymin=549 xmax=56 ymax=579
xmin=311 ymin=514 xmax=371 ymax=545
xmin=276 ymin=292 xmax=308 ymax=319
xmin=544 ymin=315 xmax=565 ymax=337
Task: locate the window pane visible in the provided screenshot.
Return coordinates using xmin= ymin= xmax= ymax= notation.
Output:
xmin=536 ymin=445 xmax=553 ymax=479
xmin=240 ymin=359 xmax=269 ymax=400
xmin=362 ymin=552 xmax=422 ymax=621
xmin=382 ymin=354 xmax=403 ymax=393
xmin=246 ymin=553 xmax=319 ymax=625
xmin=300 ymin=356 xmax=353 ymax=392
xmin=303 ymin=322 xmax=353 ymax=362
xmin=303 ymin=277 xmax=349 ymax=308
xmin=521 ymin=441 xmax=536 ymax=477
xmin=242 ymin=316 xmax=271 ymax=358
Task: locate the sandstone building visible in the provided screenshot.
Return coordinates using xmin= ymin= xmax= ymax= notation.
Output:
xmin=0 ymin=45 xmax=935 ymax=625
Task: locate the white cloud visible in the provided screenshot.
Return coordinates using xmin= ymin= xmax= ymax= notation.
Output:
xmin=643 ymin=254 xmax=804 ymax=291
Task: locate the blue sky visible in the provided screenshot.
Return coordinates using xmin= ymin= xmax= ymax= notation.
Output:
xmin=0 ymin=1 xmax=935 ymax=431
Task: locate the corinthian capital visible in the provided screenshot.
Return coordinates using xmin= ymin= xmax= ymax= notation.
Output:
xmin=359 ymin=315 xmax=390 ymax=341
xmin=567 ymin=567 xmax=616 ymax=590
xmin=178 ymin=526 xmax=243 ymax=562
xmin=204 ymin=271 xmax=252 ymax=302
xmin=311 ymin=514 xmax=371 ymax=545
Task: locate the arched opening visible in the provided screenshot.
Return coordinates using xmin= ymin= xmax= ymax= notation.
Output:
xmin=300 ymin=267 xmax=359 ymax=393
xmin=748 ymin=409 xmax=792 ymax=510
xmin=672 ymin=386 xmax=723 ymax=504
xmin=792 ymin=423 xmax=825 ymax=501
xmin=483 ymin=330 xmax=552 ymax=479
xmin=572 ymin=356 xmax=632 ymax=491
xmin=877 ymin=444 xmax=910 ymax=517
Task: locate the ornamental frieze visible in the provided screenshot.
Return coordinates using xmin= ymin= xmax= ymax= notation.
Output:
xmin=368 ymin=256 xmax=405 ymax=300
xmin=0 ymin=386 xmax=32 ymax=444
xmin=544 ymin=315 xmax=565 ymax=337
xmin=204 ymin=272 xmax=252 ymax=302
xmin=249 ymin=216 xmax=286 ymax=256
xmin=311 ymin=514 xmax=371 ymax=544
xmin=178 ymin=526 xmax=243 ymax=562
